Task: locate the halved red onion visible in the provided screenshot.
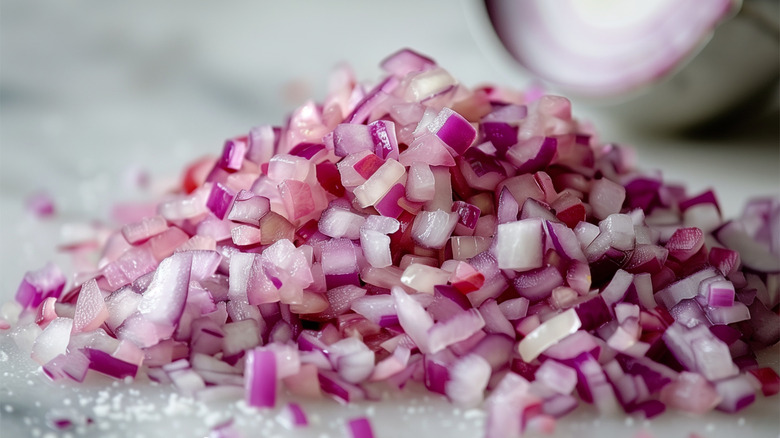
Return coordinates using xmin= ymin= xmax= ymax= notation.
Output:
xmin=410 ymin=209 xmax=458 ymax=249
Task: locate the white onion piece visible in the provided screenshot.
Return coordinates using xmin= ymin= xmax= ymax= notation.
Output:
xmin=601 ymin=269 xmax=634 ymax=306
xmin=222 ymin=319 xmax=261 ymax=358
xmin=706 ymin=301 xmax=750 ymax=325
xmin=590 ymin=179 xmax=626 ymax=220
xmin=72 ymin=279 xmax=109 ymax=334
xmin=350 ymin=294 xmax=396 ymax=325
xmin=329 ymin=337 xmax=375 ymax=383
xmin=715 ymin=221 xmax=780 ymax=273
xmin=399 ymin=133 xmax=456 ymax=167
xmin=484 ymin=0 xmax=736 ymax=96
xmin=424 ymin=166 xmax=453 ymax=212
xmin=370 ymin=345 xmax=410 ymax=381
xmin=535 ymin=359 xmax=578 ymax=395
xmin=495 ymin=219 xmax=544 ymax=271
xmin=655 ymin=267 xmax=719 ymax=309
xmin=137 ymin=252 xmax=193 ymax=327
xmin=352 ymin=159 xmax=405 ymax=208
xmin=267 ymin=154 xmax=311 ymax=183
xmin=660 ymin=371 xmax=721 ymax=415
xmin=485 ymin=372 xmax=537 ymax=438
xmin=319 ymin=206 xmax=366 ymax=240
xmin=403 ymin=67 xmax=457 ymax=102
xmin=427 ymin=309 xmax=485 ymax=354
xmin=399 ymin=263 xmax=450 ymax=294
xmin=31 ymin=317 xmax=73 ymax=365
xmin=445 ymin=354 xmax=491 ymax=408
xmin=517 ymin=309 xmax=582 ymax=362
xmin=663 ymin=322 xmax=739 ymax=381
xmin=391 ymin=287 xmax=433 ymax=353
xmin=231 ymin=225 xmax=262 ymax=247
xmin=411 ymin=209 xmax=458 ymax=250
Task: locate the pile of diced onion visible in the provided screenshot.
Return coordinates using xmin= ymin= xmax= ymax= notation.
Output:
xmin=6 ymin=49 xmax=779 ymax=438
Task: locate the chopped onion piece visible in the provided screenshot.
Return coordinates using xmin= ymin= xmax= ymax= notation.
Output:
xmin=495 ymin=219 xmax=544 ymax=271
xmin=445 ymin=354 xmax=491 ymax=408
xmin=517 ymin=309 xmax=581 ymax=362
xmin=400 ymin=264 xmax=450 ymax=294
xmin=244 ymin=348 xmax=277 ymax=408
xmin=346 ymin=417 xmax=375 ymax=438
xmin=411 ymin=209 xmax=458 ymax=249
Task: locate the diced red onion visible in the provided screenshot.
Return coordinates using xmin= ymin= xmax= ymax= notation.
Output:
xmin=380 ymin=48 xmax=435 ymax=77
xmin=15 ymin=262 xmax=66 ymax=309
xmin=72 ymin=279 xmax=109 ymax=334
xmin=9 ymin=50 xmax=780 ymax=438
xmin=353 ymin=159 xmax=405 ymax=208
xmin=445 ymin=354 xmax=491 ymax=408
xmin=535 ymin=359 xmax=578 ymax=395
xmin=217 ymin=138 xmax=247 ymax=171
xmin=31 ymin=317 xmax=73 ymax=365
xmin=411 ymin=209 xmax=458 ymax=250
xmin=400 ymin=263 xmax=450 ymax=294
xmin=715 ymin=220 xmax=780 ymax=273
xmin=277 ymin=402 xmax=308 ymax=429
xmin=495 ymin=219 xmax=544 ymax=271
xmin=244 ymin=348 xmax=277 ymax=408
xmin=426 ymin=108 xmax=476 ymax=156
xmin=392 ymin=287 xmax=433 ymax=353
xmin=399 ymin=134 xmax=457 ymax=168
xmin=82 ymin=347 xmax=139 ymax=379
xmin=346 ymin=417 xmax=375 ymax=438
xmin=517 ymin=309 xmax=581 ymax=362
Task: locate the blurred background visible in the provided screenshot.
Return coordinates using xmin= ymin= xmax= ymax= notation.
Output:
xmin=0 ymin=1 xmax=778 ymax=436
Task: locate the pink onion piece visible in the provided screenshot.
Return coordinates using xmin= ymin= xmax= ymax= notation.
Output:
xmin=427 ymin=108 xmax=477 ymax=156
xmin=26 ymin=190 xmax=56 ymax=218
xmin=244 ymin=348 xmax=277 ymax=408
xmin=16 ymin=262 xmax=66 ymax=309
xmin=346 ymin=417 xmax=375 ymax=438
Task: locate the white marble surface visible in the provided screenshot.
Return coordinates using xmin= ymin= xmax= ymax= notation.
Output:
xmin=1 ymin=1 xmax=778 ymax=437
